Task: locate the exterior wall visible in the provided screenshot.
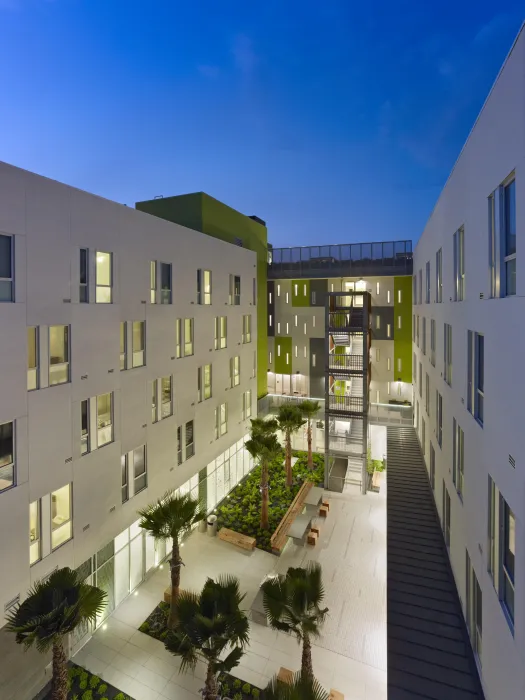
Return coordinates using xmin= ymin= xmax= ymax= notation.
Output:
xmin=412 ymin=28 xmax=525 ymax=700
xmin=0 ymin=161 xmax=258 ymax=694
xmin=136 ymin=192 xmax=268 ymax=398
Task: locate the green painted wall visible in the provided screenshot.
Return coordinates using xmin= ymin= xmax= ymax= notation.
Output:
xmin=291 ymin=279 xmax=310 ymax=306
xmin=275 ymin=336 xmax=292 ymax=374
xmin=394 ymin=276 xmax=412 ymax=383
xmin=136 ymin=192 xmax=269 ymax=398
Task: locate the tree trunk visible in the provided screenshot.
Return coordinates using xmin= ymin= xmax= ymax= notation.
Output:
xmin=168 ymin=541 xmax=182 ymax=629
xmin=301 ymin=633 xmax=314 ymax=683
xmin=307 ymin=418 xmax=314 ymax=470
xmin=51 ymin=637 xmax=68 ymax=700
xmin=261 ymin=460 xmax=269 ymax=529
xmin=204 ymin=661 xmax=218 ymax=700
xmin=285 ymin=431 xmax=293 ymax=487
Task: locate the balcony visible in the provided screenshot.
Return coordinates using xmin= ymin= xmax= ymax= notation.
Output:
xmin=329 ymin=354 xmax=363 ymax=375
xmin=328 ymin=395 xmax=364 ymax=414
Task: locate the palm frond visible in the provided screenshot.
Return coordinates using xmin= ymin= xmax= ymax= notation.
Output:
xmin=265 ymin=672 xmax=330 ymax=700
xmin=299 ymin=400 xmax=321 ymax=419
xmin=139 ymin=490 xmax=204 ymax=542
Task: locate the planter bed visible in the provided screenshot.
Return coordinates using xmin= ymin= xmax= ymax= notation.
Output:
xmin=40 ymin=662 xmax=135 ymax=700
xmin=218 ymin=671 xmax=264 ymax=699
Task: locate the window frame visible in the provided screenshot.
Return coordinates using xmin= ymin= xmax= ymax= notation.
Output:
xmin=49 ymin=325 xmax=70 ymax=386
xmin=0 ymin=420 xmax=15 ymax=493
xmin=120 ymin=321 xmax=127 ymax=370
xmin=215 ymin=404 xmax=228 ymax=439
xmin=29 ymin=499 xmax=41 ymax=565
xmin=79 ymin=248 xmax=89 ymax=303
xmin=28 ymin=326 xmax=39 ymax=391
xmin=436 ymin=248 xmax=442 ymax=303
xmin=184 ymin=318 xmax=194 ymax=357
xmin=160 ymin=262 xmax=172 ymax=304
xmin=150 ymin=261 xmax=157 ymax=304
xmin=185 ymin=420 xmax=194 ymax=459
xmin=0 ymin=233 xmax=14 ymax=302
xmin=453 ymin=227 xmax=465 ymax=301
xmin=132 ymin=321 xmax=146 ymax=368
xmin=51 ymin=483 xmax=73 ymax=551
xmin=96 ymin=392 xmax=113 ymax=448
xmin=133 ymin=445 xmax=147 ymax=494
xmin=502 ymin=177 xmax=516 ymax=296
xmin=121 ymin=454 xmax=129 ymax=503
xmin=198 ymin=269 xmax=212 ymax=305
xmin=452 ymin=417 xmax=464 ymax=499
xmin=95 ymin=251 xmax=113 ymax=304
xmin=161 ymin=376 xmax=173 ymax=418
xmin=81 ymin=398 xmax=90 ymax=455
xmin=230 ymin=356 xmax=240 ymax=387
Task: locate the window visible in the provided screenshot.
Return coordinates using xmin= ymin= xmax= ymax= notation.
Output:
xmin=294 ymin=315 xmax=298 ymax=327
xmin=286 ymin=322 xmax=289 ymax=334
xmin=198 ymin=269 xmax=212 ymax=305
xmin=397 ymin=315 xmax=402 ymax=330
xmin=453 ymin=418 xmax=464 ymax=498
xmin=376 ymin=282 xmax=380 ymax=295
xmin=453 ymin=227 xmax=465 ymax=301
xmin=425 ymin=373 xmax=430 ymax=415
xmin=269 ymin=351 xmax=272 ymax=364
xmin=436 ymin=248 xmax=442 ymax=303
xmin=386 ymin=324 xmax=391 ymax=338
xmin=304 ymin=322 xmax=307 ymax=335
xmin=243 ymin=390 xmax=252 ymax=420
xmin=418 ymin=270 xmax=422 ymax=305
xmin=29 ymin=500 xmax=41 ymax=565
xmin=398 ymin=289 xmax=402 ymax=303
xmin=0 ymin=421 xmax=14 ymax=493
xmin=312 ymin=353 xmax=316 ymax=367
xmin=387 ymin=289 xmax=391 ymax=304
xmin=160 ymin=262 xmax=172 ymax=304
xmin=387 ymin=357 xmax=391 ymax=371
xmin=230 ymin=356 xmax=240 ymax=387
xmin=184 ymin=318 xmax=194 ymax=356
xmin=501 ymin=498 xmax=515 ymax=625
xmin=467 ymin=331 xmax=484 ymax=425
xmin=436 ymin=391 xmax=442 ymax=447
xmin=0 ymin=234 xmax=13 ymax=301
xmin=198 ymin=364 xmax=212 ymax=401
xmin=96 ymin=251 xmax=112 ymax=303
xmin=398 ymin=358 xmax=402 ymax=373
xmin=418 ymin=362 xmax=422 ymax=396
xmin=430 ymin=319 xmax=436 ymax=366
xmin=150 ymin=261 xmax=157 ymax=303
xmin=465 ymin=552 xmax=482 ymax=664
xmin=444 ymin=323 xmax=452 ymax=386
xmin=442 ymin=482 xmax=451 ymax=549
xmin=215 ymin=316 xmax=227 ymax=350
xmin=422 ymin=418 xmax=426 ymax=455
xmin=132 ymin=321 xmax=145 ymax=367
xmin=176 ymin=319 xmax=182 ymax=358
xmin=215 ymin=404 xmax=227 ymax=439
xmin=312 ymin=316 xmax=316 ymax=328
xmin=375 ymin=314 xmax=380 ymax=330
xmin=133 ymin=445 xmax=147 ymax=494
xmin=185 ymin=420 xmax=194 ymax=458
xmin=80 ymin=248 xmax=88 ymax=302
xmin=311 ymin=290 xmax=316 ymax=304
xmin=413 ymin=352 xmax=416 ymax=381
xmin=295 ymin=345 xmax=298 ymax=358
xmin=242 ymin=315 xmax=252 ymax=343
xmin=489 ymin=193 xmax=497 ymax=298
xmin=253 ymin=277 xmax=257 ymax=305
xmin=120 ymin=322 xmax=126 ymax=370
xmin=416 ymin=315 xmax=419 ymax=347
xmin=412 ymin=275 xmax=417 ymax=303
xmin=121 ymin=455 xmax=129 ymax=503
xmin=268 ymin=291 xmax=272 ymax=304
xmin=488 ymin=476 xmax=497 ymax=585
xmin=97 ymin=393 xmax=113 ymax=447
xmin=277 ymin=284 xmax=281 ymax=296
xmin=177 ymin=427 xmax=182 ymax=465
xmin=429 ymin=442 xmax=435 ymax=490
xmin=503 ymin=178 xmax=516 ymax=296
xmin=412 ymin=314 xmax=415 ymax=342
xmin=28 ymin=327 xmax=38 ymax=390
xmin=81 ymin=399 xmax=90 ymax=455
xmin=151 ymin=379 xmax=158 ymax=422
xmin=51 ymin=484 xmax=72 ymax=549
xmin=49 ymin=325 xmax=70 ymax=385
xmin=229 ymin=274 xmax=241 ymax=305
xmin=161 ymin=377 xmax=172 ymax=418
xmin=286 ymin=292 xmax=289 ymax=303
xmin=277 ymin=322 xmax=281 ymax=334
xmin=422 ymin=317 xmax=426 ymax=355
xmin=425 ymin=261 xmax=430 ymax=303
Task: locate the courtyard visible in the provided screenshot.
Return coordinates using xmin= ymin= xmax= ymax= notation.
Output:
xmin=73 ymin=482 xmax=387 ymax=700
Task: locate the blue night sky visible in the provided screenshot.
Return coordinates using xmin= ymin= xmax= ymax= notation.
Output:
xmin=0 ymin=1 xmax=523 ymax=247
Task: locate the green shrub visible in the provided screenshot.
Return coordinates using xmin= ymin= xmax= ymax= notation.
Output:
xmin=233 ymin=678 xmax=242 ymax=689
xmin=89 ymin=675 xmax=100 ymax=689
xmin=233 ymin=694 xmax=243 ymax=700
xmin=242 ymin=682 xmax=251 ymax=693
xmin=114 ymin=694 xmax=126 ymax=700
xmin=81 ymin=691 xmax=93 ymax=700
xmin=79 ymin=680 xmax=88 ymax=690
xmin=68 ymin=667 xmax=78 ymax=680
xmin=251 ymin=689 xmax=260 ymax=699
xmin=97 ymin=684 xmax=107 ymax=695
xmin=71 ymin=695 xmax=79 ymax=700
xmin=139 ymin=622 xmax=150 ymax=633
xmin=222 ymin=685 xmax=230 ymax=696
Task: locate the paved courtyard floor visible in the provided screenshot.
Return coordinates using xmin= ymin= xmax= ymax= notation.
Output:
xmin=74 ymin=482 xmax=387 ymax=700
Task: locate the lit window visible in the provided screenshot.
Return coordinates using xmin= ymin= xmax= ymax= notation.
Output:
xmin=303 ymin=346 xmax=307 ymax=358
xmin=286 ymin=292 xmax=289 ymax=303
xmin=277 ymin=345 xmax=281 ymax=357
xmin=121 ymin=455 xmax=129 ymax=503
xmin=243 ymin=390 xmax=252 ymax=420
xmin=397 ymin=358 xmax=402 ymax=373
xmin=51 ymin=484 xmax=72 ymax=549
xmin=277 ymin=284 xmax=281 ymax=296
xmin=133 ymin=446 xmax=147 ymax=494
xmin=286 ymin=322 xmax=289 ymax=334
xmin=215 ymin=404 xmax=228 ymax=439
xmin=184 ymin=318 xmax=194 ymax=356
xmin=132 ymin=321 xmax=145 ymax=367
xmin=376 ymin=282 xmax=380 ymax=295
xmin=186 ymin=420 xmax=195 ymax=458
xmin=277 ymin=322 xmax=281 ymax=334
xmin=28 ymin=327 xmax=38 ymax=390
xmin=286 ymin=353 xmax=289 ymax=364
xmin=198 ymin=364 xmax=212 ymax=401
xmin=387 ymin=290 xmax=391 ymax=304
xmin=161 ymin=376 xmax=172 ymax=418
xmin=386 ymin=324 xmax=391 ymax=338
xmin=230 ymin=356 xmax=240 ymax=387
xmin=49 ymin=325 xmax=70 ymax=385
xmin=387 ymin=357 xmax=391 ymax=371
xmin=303 ymin=284 xmax=307 ymax=295
xmin=0 ymin=421 xmax=14 ymax=493
xmin=398 ymin=289 xmax=402 ymax=303
xmin=120 ymin=322 xmax=126 ymax=370
xmin=313 ymin=316 xmax=316 ymax=328
xmin=244 ymin=316 xmax=252 ymax=344
xmin=269 ymin=351 xmax=272 ymax=364
xmin=29 ymin=500 xmax=41 ymax=565
xmin=80 ymin=248 xmax=88 ymax=303
xmin=97 ymin=393 xmax=113 ymax=447
xmin=269 ymin=291 xmax=272 ymax=304
xmin=215 ymin=316 xmax=227 ymax=350
xmin=0 ymin=234 xmax=14 ymax=301
xmin=397 ymin=316 xmax=402 ymax=329
xmin=294 ymin=284 xmax=298 ymax=295
xmin=175 ymin=318 xmax=182 ymax=358
xmin=81 ymin=399 xmax=90 ymax=455
xmin=295 ymin=345 xmax=298 ymax=357
xmin=304 ymin=322 xmax=307 ymax=335
xmin=150 ymin=261 xmax=157 ymax=303
xmin=268 ymin=314 xmax=273 ymax=327
xmin=198 ymin=269 xmax=212 ymax=305
xmin=229 ymin=275 xmax=241 ymax=305
xmin=387 ymin=382 xmax=390 ymax=395
xmin=312 ymin=353 xmax=316 ymax=367
xmin=95 ymin=251 xmax=112 ymax=303
xmin=294 ymin=315 xmax=298 ymax=326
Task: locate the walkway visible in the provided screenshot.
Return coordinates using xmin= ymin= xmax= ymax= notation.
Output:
xmin=386 ymin=427 xmax=485 ymax=699
xmin=74 ymin=483 xmax=387 ymax=700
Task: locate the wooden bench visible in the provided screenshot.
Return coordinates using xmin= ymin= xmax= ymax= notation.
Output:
xmin=328 ymin=690 xmax=344 ymax=700
xmin=307 ymin=530 xmax=318 ymax=546
xmin=218 ymin=527 xmax=256 ymax=551
xmin=371 ymin=471 xmax=381 ymax=492
xmin=270 ymin=481 xmax=314 ymax=554
xmin=277 ymin=667 xmax=294 ymax=684
xmin=322 ymin=499 xmax=330 ymax=511
xmin=319 ymin=505 xmax=329 ymax=518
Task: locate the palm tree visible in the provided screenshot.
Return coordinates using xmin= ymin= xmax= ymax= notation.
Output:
xmin=6 ymin=567 xmax=106 ymax=700
xmin=300 ymin=400 xmax=320 ymax=470
xmin=165 ymin=575 xmax=249 ymax=700
xmin=139 ymin=491 xmax=205 ymax=628
xmin=276 ymin=404 xmax=306 ymax=486
xmin=246 ymin=417 xmax=281 ymax=529
xmin=262 ymin=562 xmax=328 ymax=682
xmin=265 ymin=671 xmax=330 ymax=700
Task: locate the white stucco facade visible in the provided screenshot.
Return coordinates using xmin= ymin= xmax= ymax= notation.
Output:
xmin=412 ymin=26 xmax=525 ymax=700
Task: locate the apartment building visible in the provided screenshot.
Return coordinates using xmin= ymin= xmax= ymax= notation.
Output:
xmin=0 ymin=162 xmax=261 ymax=698
xmin=412 ymin=26 xmax=525 ymax=700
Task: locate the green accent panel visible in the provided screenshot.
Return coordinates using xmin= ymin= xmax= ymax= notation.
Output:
xmin=291 ymin=279 xmax=310 ymax=306
xmin=136 ymin=192 xmax=269 ymax=398
xmin=334 ymin=345 xmax=346 ymax=355
xmin=275 ymin=336 xmax=292 ymax=374
xmin=333 ymin=380 xmax=346 ymax=396
xmin=394 ymin=276 xmax=412 ymax=383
